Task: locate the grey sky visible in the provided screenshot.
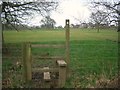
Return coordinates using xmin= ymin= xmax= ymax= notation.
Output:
xmin=1 ymin=0 xmax=118 ymax=26
xmin=30 ymin=0 xmax=91 ymax=27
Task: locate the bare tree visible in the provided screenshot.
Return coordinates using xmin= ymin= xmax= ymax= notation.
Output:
xmin=90 ymin=10 xmax=110 ymax=32
xmin=91 ymin=1 xmax=120 ymax=31
xmin=0 ymin=4 xmax=2 ymax=36
xmin=1 ymin=1 xmax=58 ymax=53
xmin=1 ymin=1 xmax=58 ymax=30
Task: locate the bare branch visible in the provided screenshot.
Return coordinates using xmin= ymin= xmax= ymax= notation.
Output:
xmin=1 ymin=1 xmax=59 ymax=30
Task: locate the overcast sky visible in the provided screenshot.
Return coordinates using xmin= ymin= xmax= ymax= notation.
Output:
xmin=29 ymin=0 xmax=91 ymax=27
xmin=27 ymin=0 xmax=119 ymax=27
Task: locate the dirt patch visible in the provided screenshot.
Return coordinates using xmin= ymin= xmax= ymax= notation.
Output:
xmin=32 ymin=72 xmax=59 ymax=88
xmin=95 ymin=76 xmax=119 ymax=88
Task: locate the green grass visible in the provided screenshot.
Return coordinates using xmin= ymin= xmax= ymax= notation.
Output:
xmin=67 ymin=40 xmax=118 ymax=88
xmin=4 ymin=28 xmax=118 ymax=43
xmin=2 ymin=28 xmax=119 ymax=88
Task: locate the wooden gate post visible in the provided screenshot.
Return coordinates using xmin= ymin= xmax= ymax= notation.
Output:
xmin=57 ymin=60 xmax=67 ymax=87
xmin=22 ymin=42 xmax=32 ymax=83
xmin=0 ymin=4 xmax=2 ymax=90
xmin=65 ymin=19 xmax=70 ymax=78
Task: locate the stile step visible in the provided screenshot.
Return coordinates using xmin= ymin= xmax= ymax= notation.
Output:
xmin=43 ymin=67 xmax=51 ymax=81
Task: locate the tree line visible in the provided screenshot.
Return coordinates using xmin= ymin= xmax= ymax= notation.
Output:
xmin=0 ymin=0 xmax=119 ymax=31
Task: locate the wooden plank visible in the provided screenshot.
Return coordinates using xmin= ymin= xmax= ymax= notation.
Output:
xmin=2 ymin=47 xmax=22 ymax=52
xmin=43 ymin=67 xmax=51 ymax=81
xmin=31 ymin=44 xmax=65 ymax=48
xmin=57 ymin=60 xmax=67 ymax=67
xmin=33 ymin=68 xmax=59 ymax=72
xmin=6 ymin=47 xmax=21 ymax=49
xmin=32 ymin=56 xmax=64 ymax=60
xmin=14 ymin=50 xmax=22 ymax=52
xmin=2 ymin=56 xmax=22 ymax=59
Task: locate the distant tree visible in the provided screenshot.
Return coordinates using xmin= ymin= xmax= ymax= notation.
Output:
xmin=91 ymin=1 xmax=120 ymax=31
xmin=90 ymin=10 xmax=110 ymax=32
xmin=57 ymin=25 xmax=63 ymax=29
xmin=87 ymin=22 xmax=95 ymax=28
xmin=71 ymin=24 xmax=75 ymax=28
xmin=1 ymin=1 xmax=58 ymax=53
xmin=40 ymin=16 xmax=56 ymax=29
xmin=81 ymin=23 xmax=88 ymax=28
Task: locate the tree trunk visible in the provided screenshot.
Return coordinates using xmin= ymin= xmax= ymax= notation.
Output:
xmin=2 ymin=24 xmax=4 ymax=44
xmin=2 ymin=24 xmax=9 ymax=54
xmin=0 ymin=4 xmax=8 ymax=54
xmin=117 ymin=19 xmax=120 ymax=32
xmin=97 ymin=23 xmax=100 ymax=33
xmin=117 ymin=5 xmax=120 ymax=32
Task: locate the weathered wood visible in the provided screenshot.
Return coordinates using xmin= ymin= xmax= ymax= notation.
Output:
xmin=43 ymin=67 xmax=51 ymax=81
xmin=32 ymin=56 xmax=64 ymax=60
xmin=9 ymin=46 xmax=21 ymax=48
xmin=31 ymin=44 xmax=65 ymax=48
xmin=2 ymin=56 xmax=22 ymax=59
xmin=57 ymin=60 xmax=67 ymax=87
xmin=0 ymin=4 xmax=2 ymax=90
xmin=33 ymin=68 xmax=59 ymax=72
xmin=57 ymin=60 xmax=67 ymax=67
xmin=22 ymin=42 xmax=32 ymax=83
xmin=65 ymin=19 xmax=70 ymax=77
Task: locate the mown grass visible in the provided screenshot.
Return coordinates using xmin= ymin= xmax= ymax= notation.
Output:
xmin=2 ymin=28 xmax=119 ymax=88
xmin=4 ymin=28 xmax=118 ymax=43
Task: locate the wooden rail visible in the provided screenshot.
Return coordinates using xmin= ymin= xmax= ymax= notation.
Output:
xmin=33 ymin=67 xmax=59 ymax=72
xmin=31 ymin=44 xmax=65 ymax=48
xmin=32 ymin=56 xmax=64 ymax=60
xmin=2 ymin=56 xmax=22 ymax=59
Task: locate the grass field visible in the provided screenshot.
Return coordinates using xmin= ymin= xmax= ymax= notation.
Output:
xmin=2 ymin=28 xmax=119 ymax=88
xmin=4 ymin=28 xmax=118 ymax=42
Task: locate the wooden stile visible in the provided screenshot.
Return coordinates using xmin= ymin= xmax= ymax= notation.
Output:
xmin=21 ymin=19 xmax=70 ymax=87
xmin=33 ymin=67 xmax=59 ymax=72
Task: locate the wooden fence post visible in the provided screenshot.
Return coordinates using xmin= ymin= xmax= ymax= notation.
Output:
xmin=0 ymin=4 xmax=2 ymax=90
xmin=65 ymin=19 xmax=70 ymax=78
xmin=57 ymin=60 xmax=67 ymax=87
xmin=22 ymin=42 xmax=32 ymax=83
